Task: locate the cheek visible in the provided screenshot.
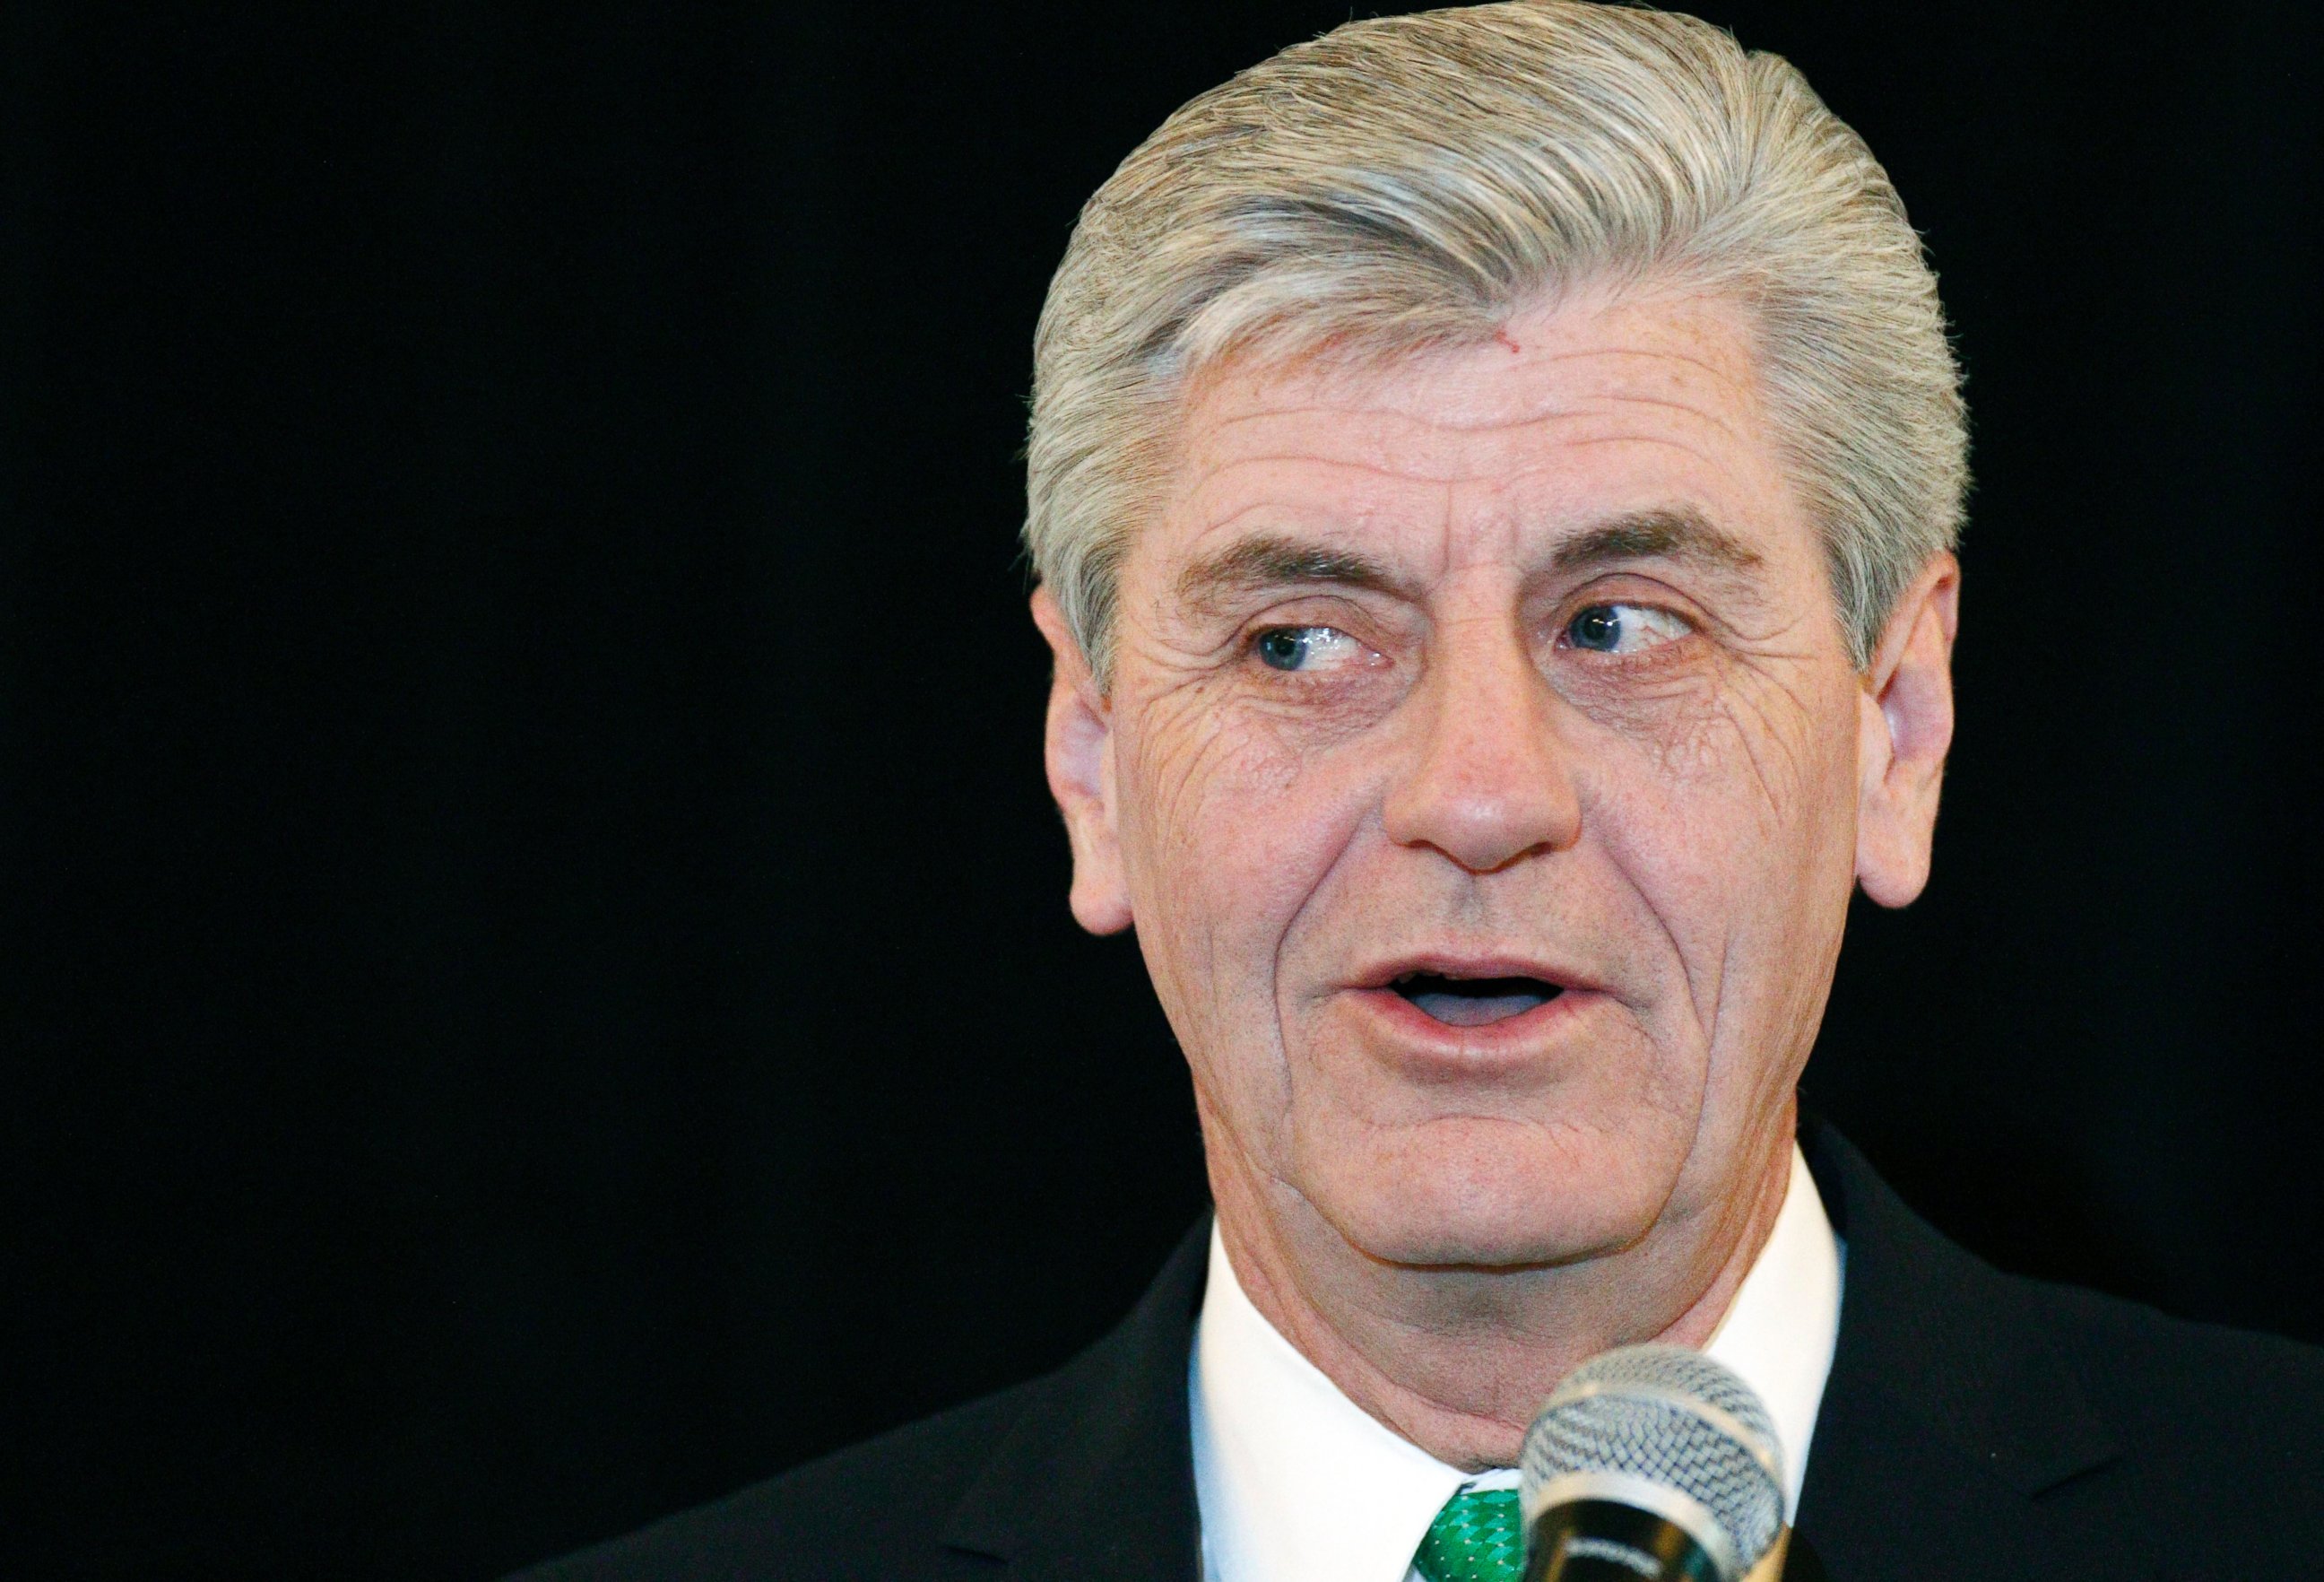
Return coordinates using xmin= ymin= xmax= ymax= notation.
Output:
xmin=1582 ymin=669 xmax=1861 ymax=967
xmin=1113 ymin=689 xmax=1378 ymax=1012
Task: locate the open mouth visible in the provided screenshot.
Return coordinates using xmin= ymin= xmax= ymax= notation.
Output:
xmin=1390 ymin=971 xmax=1563 ymax=1028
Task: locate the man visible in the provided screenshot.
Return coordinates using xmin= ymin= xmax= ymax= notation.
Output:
xmin=519 ymin=4 xmax=2324 ymax=1578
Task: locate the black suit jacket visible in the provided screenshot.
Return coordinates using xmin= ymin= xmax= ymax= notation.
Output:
xmin=515 ymin=1122 xmax=2324 ymax=1579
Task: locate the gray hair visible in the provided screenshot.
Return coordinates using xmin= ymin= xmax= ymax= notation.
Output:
xmin=1022 ymin=0 xmax=1966 ymax=686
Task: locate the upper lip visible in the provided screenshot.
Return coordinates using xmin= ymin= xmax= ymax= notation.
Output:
xmin=1347 ymin=950 xmax=1602 ymax=995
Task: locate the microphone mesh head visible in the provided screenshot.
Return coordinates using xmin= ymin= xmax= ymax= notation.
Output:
xmin=1519 ymin=1344 xmax=1784 ymax=1569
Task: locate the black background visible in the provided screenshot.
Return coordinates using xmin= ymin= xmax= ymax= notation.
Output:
xmin=4 ymin=2 xmax=2318 ymax=1577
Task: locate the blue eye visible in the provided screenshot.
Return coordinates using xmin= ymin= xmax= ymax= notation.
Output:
xmin=1257 ymin=629 xmax=1313 ymax=670
xmin=1565 ymin=603 xmax=1690 ymax=655
xmin=1253 ymin=625 xmax=1366 ymax=673
xmin=1569 ymin=606 xmax=1623 ymax=652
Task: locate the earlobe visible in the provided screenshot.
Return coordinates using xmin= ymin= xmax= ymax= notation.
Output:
xmin=1854 ymin=554 xmax=1960 ymax=908
xmin=1030 ymin=587 xmax=1134 ymax=934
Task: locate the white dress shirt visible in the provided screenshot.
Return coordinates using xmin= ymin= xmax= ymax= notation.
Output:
xmin=1189 ymin=1145 xmax=1843 ymax=1582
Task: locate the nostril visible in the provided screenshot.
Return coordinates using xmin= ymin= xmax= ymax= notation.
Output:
xmin=1383 ymin=731 xmax=1583 ymax=871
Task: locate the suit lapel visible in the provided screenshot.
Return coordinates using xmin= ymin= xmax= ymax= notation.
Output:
xmin=941 ymin=1222 xmax=1210 ymax=1582
xmin=1795 ymin=1122 xmax=2124 ymax=1581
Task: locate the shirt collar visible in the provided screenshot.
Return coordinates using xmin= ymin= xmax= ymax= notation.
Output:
xmin=1704 ymin=1143 xmax=1845 ymax=1517
xmin=1189 ymin=1144 xmax=1843 ymax=1582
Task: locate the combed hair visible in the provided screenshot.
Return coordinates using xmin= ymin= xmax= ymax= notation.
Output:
xmin=1023 ymin=0 xmax=1966 ymax=686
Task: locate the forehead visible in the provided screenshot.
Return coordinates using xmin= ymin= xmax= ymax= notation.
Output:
xmin=1151 ymin=289 xmax=1806 ymax=577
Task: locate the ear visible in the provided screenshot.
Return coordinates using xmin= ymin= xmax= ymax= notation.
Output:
xmin=1030 ymin=586 xmax=1134 ymax=934
xmin=1854 ymin=552 xmax=1961 ymax=908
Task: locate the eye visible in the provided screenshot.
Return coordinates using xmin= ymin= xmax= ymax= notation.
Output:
xmin=1253 ymin=625 xmax=1366 ymax=673
xmin=1563 ymin=602 xmax=1692 ymax=656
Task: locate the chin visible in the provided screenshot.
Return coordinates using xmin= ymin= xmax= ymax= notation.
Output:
xmin=1296 ymin=1113 xmax=1683 ymax=1270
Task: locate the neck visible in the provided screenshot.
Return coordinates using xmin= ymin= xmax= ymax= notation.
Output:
xmin=1206 ymin=1109 xmax=1796 ymax=1473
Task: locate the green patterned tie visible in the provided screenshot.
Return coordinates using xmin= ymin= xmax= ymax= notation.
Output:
xmin=1412 ymin=1486 xmax=1526 ymax=1582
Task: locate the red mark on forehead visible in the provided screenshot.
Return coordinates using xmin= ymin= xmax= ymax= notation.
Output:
xmin=1493 ymin=329 xmax=1522 ymax=354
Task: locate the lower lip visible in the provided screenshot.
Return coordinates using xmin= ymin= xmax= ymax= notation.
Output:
xmin=1347 ymin=984 xmax=1595 ymax=1048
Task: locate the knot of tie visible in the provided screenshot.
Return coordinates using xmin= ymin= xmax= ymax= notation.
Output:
xmin=1411 ymin=1486 xmax=1525 ymax=1582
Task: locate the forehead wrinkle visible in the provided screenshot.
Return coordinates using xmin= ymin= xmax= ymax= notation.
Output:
xmin=1358 ymin=341 xmax=1763 ymax=431
xmin=1210 ymin=320 xmax=1757 ymax=409
xmin=1185 ymin=291 xmax=1764 ymax=446
xmin=1192 ymin=388 xmax=1760 ymax=490
xmin=1185 ymin=416 xmax=1725 ymax=500
xmin=1198 ymin=397 xmax=1402 ymax=432
xmin=1456 ymin=440 xmax=1753 ymax=505
xmin=1186 ymin=399 xmax=1487 ymax=462
xmin=1541 ymin=433 xmax=1760 ymax=467
xmin=1546 ymin=394 xmax=1758 ymax=451
xmin=1180 ymin=450 xmax=1468 ymax=501
xmin=1203 ymin=390 xmax=1736 ymax=446
xmin=1510 ymin=341 xmax=1757 ymax=387
xmin=1452 ymin=435 xmax=1774 ymax=530
xmin=1418 ymin=416 xmax=1756 ymax=490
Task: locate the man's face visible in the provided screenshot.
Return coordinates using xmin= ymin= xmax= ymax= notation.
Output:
xmin=1043 ymin=288 xmax=1939 ymax=1271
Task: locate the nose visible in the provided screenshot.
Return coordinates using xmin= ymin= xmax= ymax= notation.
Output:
xmin=1382 ymin=616 xmax=1582 ymax=873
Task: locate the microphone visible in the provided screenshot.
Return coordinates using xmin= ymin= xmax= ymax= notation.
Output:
xmin=1518 ymin=1345 xmax=1788 ymax=1582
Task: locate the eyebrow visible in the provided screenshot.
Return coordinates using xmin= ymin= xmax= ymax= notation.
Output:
xmin=1551 ymin=508 xmax=1764 ymax=575
xmin=1175 ymin=535 xmax=1409 ymax=609
xmin=1174 ymin=507 xmax=1760 ymax=612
